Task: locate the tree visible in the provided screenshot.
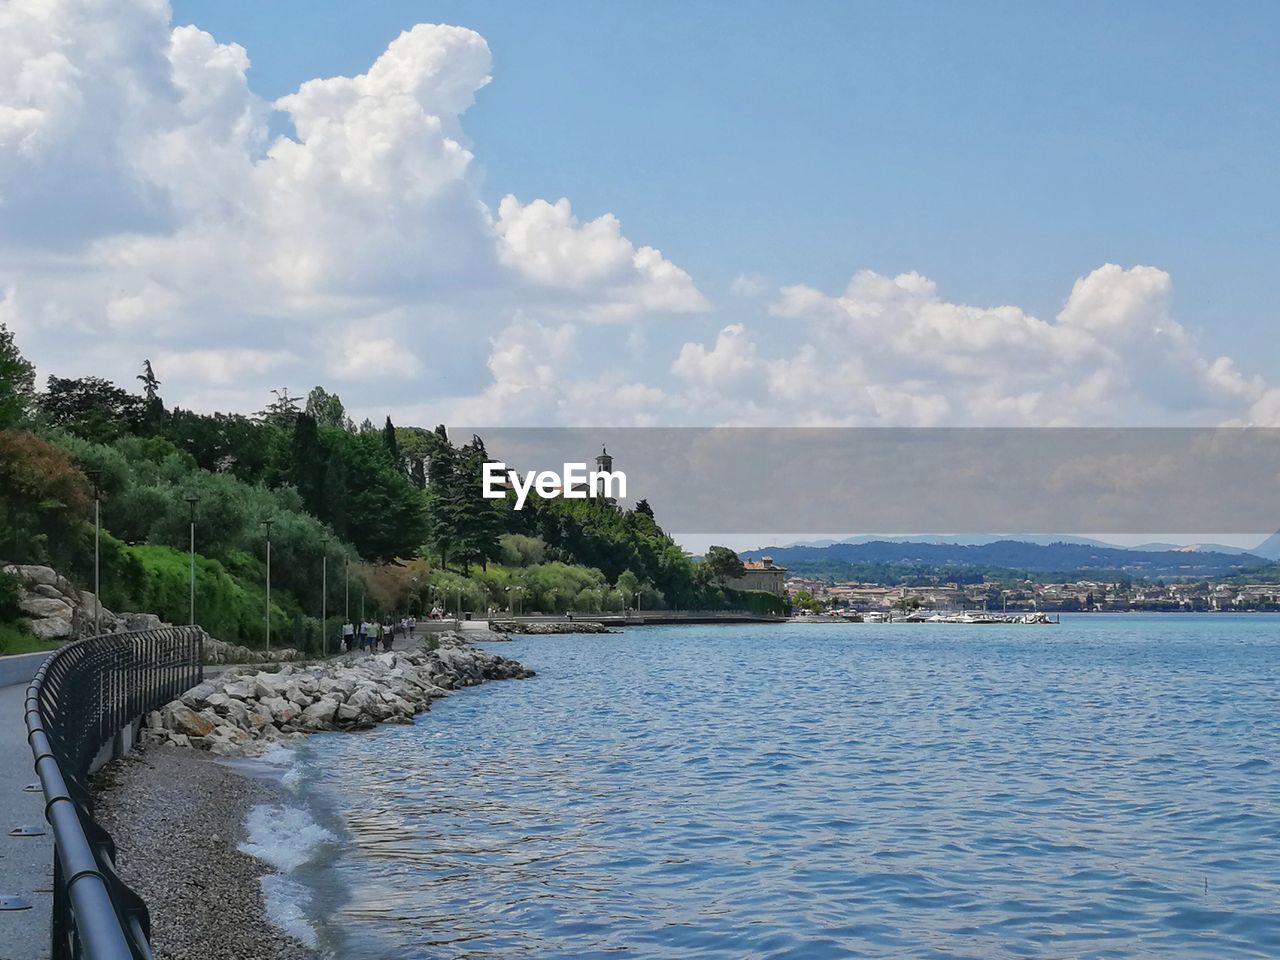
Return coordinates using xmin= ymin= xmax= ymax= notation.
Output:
xmin=136 ymin=359 xmax=164 ymax=433
xmin=0 ymin=431 xmax=91 ymax=569
xmin=0 ymin=324 xmax=35 ymax=428
xmin=703 ymin=545 xmax=746 ymax=584
xmin=137 ymin=359 xmax=161 ymax=401
xmin=288 ymin=413 xmax=326 ymax=516
xmin=383 ymin=415 xmax=401 ymax=471
xmin=304 ymin=386 xmax=351 ymax=431
xmin=633 ymin=499 xmax=655 ymax=519
xmin=259 ymin=388 xmax=301 ymax=427
xmin=39 ymin=376 xmax=144 ymax=443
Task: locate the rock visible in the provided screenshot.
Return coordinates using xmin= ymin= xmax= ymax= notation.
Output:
xmin=300 ymin=698 xmax=338 ymax=726
xmin=19 ymin=596 xmax=73 ymax=620
xmin=163 ymin=703 xmax=216 ymax=739
xmin=260 ymin=696 xmax=300 ymax=725
xmin=6 ymin=564 xmax=59 ymax=588
xmin=284 ymin=685 xmax=312 ymax=708
xmin=124 ymin=613 xmax=165 ymax=632
xmin=222 ymin=680 xmax=257 ymax=701
xmin=28 ymin=617 xmax=73 ymax=640
xmin=181 ymin=682 xmax=218 ymax=708
xmin=146 ymin=632 xmax=532 ymax=755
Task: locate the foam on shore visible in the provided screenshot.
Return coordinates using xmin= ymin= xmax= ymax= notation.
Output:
xmin=239 ymin=800 xmax=334 ymax=948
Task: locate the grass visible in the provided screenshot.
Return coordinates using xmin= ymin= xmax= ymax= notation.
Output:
xmin=0 ymin=622 xmax=63 ymax=656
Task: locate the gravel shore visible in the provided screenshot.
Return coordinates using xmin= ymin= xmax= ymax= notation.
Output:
xmin=94 ymin=745 xmax=318 ymax=960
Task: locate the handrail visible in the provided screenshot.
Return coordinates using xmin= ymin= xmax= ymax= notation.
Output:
xmin=25 ymin=627 xmax=204 ymax=960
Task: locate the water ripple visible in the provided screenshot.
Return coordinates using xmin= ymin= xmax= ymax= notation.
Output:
xmin=281 ymin=615 xmax=1280 ymax=959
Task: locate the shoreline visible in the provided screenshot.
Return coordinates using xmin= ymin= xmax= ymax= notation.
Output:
xmin=94 ymin=633 xmax=536 ymax=957
xmin=94 ymin=746 xmax=320 ymax=960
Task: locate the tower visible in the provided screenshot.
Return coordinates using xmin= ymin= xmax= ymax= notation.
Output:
xmin=594 ymin=446 xmax=614 ymax=499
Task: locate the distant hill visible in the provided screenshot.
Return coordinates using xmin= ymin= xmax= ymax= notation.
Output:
xmin=1251 ymin=532 xmax=1280 ymax=561
xmin=744 ymin=539 xmax=1266 ymax=580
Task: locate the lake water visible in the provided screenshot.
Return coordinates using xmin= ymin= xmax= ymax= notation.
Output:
xmin=249 ymin=615 xmax=1280 ymax=959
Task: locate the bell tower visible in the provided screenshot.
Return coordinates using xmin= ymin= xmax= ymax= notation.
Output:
xmin=594 ymin=446 xmax=613 ymax=499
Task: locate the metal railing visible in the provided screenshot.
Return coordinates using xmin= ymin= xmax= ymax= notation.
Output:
xmin=24 ymin=627 xmax=204 ymax=960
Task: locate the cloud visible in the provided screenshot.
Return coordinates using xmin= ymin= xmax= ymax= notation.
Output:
xmin=662 ymin=263 xmax=1274 ymax=426
xmin=2 ymin=1 xmax=1277 ymax=431
xmin=496 ymin=196 xmax=708 ymax=318
xmin=156 ymin=347 xmax=296 ymax=386
xmin=729 ymin=273 xmax=769 ymax=298
xmin=0 ymin=1 xmax=706 ymax=417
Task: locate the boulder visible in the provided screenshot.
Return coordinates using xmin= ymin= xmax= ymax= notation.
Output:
xmin=19 ymin=596 xmax=73 ymax=620
xmin=6 ymin=564 xmax=58 ymax=588
xmin=260 ymin=696 xmax=300 ymax=725
xmin=222 ymin=680 xmax=257 ymax=701
xmin=124 ymin=613 xmax=165 ymax=632
xmin=181 ymin=682 xmax=218 ymax=708
xmin=163 ymin=703 xmax=216 ymax=738
xmin=301 ymin=697 xmax=338 ymax=726
xmin=28 ymin=617 xmax=73 ymax=640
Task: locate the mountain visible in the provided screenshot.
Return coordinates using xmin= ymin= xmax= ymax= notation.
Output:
xmin=1251 ymin=532 xmax=1280 ymax=561
xmin=744 ymin=539 xmax=1267 ymax=580
xmin=1131 ymin=542 xmax=1255 ymax=556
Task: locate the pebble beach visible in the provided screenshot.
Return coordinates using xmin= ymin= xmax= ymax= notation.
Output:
xmin=95 ymin=747 xmax=318 ymax=960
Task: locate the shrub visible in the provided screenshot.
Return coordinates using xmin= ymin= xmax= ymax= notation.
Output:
xmin=0 ymin=571 xmax=21 ymax=621
xmin=0 ymin=430 xmax=92 ymax=570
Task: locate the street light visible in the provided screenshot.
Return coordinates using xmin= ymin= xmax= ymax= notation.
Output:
xmin=88 ymin=470 xmax=101 ymax=635
xmin=184 ymin=494 xmax=200 ymax=626
xmin=261 ymin=517 xmax=274 ymax=651
xmin=321 ymin=537 xmax=330 ymax=655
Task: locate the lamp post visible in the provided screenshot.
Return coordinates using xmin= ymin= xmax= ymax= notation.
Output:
xmin=321 ymin=537 xmax=330 ymax=655
xmin=185 ymin=494 xmax=200 ymax=626
xmin=88 ymin=470 xmax=101 ymax=635
xmin=261 ymin=518 xmax=274 ymax=651
xmin=345 ymin=557 xmax=350 ymax=624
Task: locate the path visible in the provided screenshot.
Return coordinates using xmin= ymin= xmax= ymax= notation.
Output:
xmin=0 ymin=680 xmax=51 ymax=960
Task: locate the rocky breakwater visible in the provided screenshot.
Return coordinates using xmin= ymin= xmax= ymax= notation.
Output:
xmin=145 ymin=634 xmax=533 ymax=756
xmin=491 ymin=619 xmax=614 ymax=635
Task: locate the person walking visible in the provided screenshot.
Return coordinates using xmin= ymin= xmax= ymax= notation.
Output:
xmin=342 ymin=620 xmax=354 ymax=653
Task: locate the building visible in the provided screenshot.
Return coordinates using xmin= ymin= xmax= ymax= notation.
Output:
xmin=726 ymin=556 xmax=787 ymax=595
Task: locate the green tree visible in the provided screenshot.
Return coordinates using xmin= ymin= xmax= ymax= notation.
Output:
xmin=288 ymin=413 xmax=326 ymax=516
xmin=703 ymin=545 xmax=746 ymax=584
xmin=304 ymin=386 xmax=350 ymax=431
xmin=0 ymin=324 xmax=35 ymax=428
xmin=383 ymin=415 xmax=401 ymax=471
xmin=39 ymin=376 xmax=143 ymax=443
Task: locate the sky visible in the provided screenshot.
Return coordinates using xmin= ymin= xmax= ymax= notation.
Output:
xmin=3 ymin=1 xmax=1279 ymax=435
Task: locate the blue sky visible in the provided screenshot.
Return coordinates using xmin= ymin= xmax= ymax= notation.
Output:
xmin=171 ymin=0 xmax=1279 ymax=368
xmin=5 ymin=0 xmax=1279 ymax=432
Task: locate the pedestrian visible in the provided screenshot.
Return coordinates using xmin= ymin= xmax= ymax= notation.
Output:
xmin=382 ymin=621 xmax=394 ymax=652
xmin=409 ymin=615 xmax=416 ymax=637
xmin=342 ymin=620 xmax=354 ymax=652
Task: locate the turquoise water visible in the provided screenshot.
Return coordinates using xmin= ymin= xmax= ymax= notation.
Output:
xmin=273 ymin=615 xmax=1280 ymax=958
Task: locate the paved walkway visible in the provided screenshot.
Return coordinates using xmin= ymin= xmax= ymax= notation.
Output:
xmin=0 ymin=680 xmax=51 ymax=960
